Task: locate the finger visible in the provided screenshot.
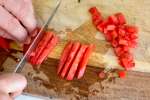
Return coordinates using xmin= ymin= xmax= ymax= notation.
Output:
xmin=0 ymin=6 xmax=28 ymax=42
xmin=0 ymin=28 xmax=14 ymax=40
xmin=0 ymin=91 xmax=12 ymax=100
xmin=10 ymin=90 xmax=22 ymax=98
xmin=2 ymin=0 xmax=37 ymax=34
xmin=0 ymin=73 xmax=27 ymax=94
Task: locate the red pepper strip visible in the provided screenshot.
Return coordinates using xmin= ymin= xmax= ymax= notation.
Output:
xmin=0 ymin=36 xmax=10 ymax=50
xmin=66 ymin=45 xmax=87 ymax=80
xmin=36 ymin=35 xmax=59 ymax=65
xmin=57 ymin=41 xmax=73 ymax=75
xmin=60 ymin=42 xmax=80 ymax=78
xmin=77 ymin=44 xmax=95 ymax=79
xmin=30 ymin=32 xmax=53 ymax=64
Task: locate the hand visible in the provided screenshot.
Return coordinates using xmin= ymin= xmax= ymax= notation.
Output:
xmin=0 ymin=73 xmax=27 ymax=100
xmin=0 ymin=0 xmax=37 ymax=43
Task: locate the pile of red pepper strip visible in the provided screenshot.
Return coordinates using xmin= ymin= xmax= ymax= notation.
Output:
xmin=89 ymin=7 xmax=138 ymax=70
xmin=24 ymin=30 xmax=59 ymax=65
xmin=57 ymin=41 xmax=94 ymax=80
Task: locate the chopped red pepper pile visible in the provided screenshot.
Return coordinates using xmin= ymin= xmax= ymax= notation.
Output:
xmin=89 ymin=7 xmax=138 ymax=70
xmin=57 ymin=41 xmax=94 ymax=80
xmin=24 ymin=30 xmax=59 ymax=65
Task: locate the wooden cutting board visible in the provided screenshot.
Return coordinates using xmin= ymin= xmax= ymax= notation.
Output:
xmin=32 ymin=0 xmax=150 ymax=72
xmin=1 ymin=0 xmax=150 ymax=99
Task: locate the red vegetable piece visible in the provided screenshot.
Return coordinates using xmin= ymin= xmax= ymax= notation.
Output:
xmin=89 ymin=7 xmax=101 ymax=16
xmin=77 ymin=44 xmax=95 ymax=79
xmin=118 ymin=71 xmax=126 ymax=78
xmin=114 ymin=47 xmax=128 ymax=57
xmin=111 ymin=39 xmax=118 ymax=47
xmin=128 ymin=40 xmax=137 ymax=48
xmin=99 ymin=71 xmax=106 ymax=79
xmin=119 ymin=57 xmax=135 ymax=70
xmin=36 ymin=35 xmax=59 ymax=64
xmin=30 ymin=32 xmax=53 ymax=64
xmin=66 ymin=45 xmax=87 ymax=80
xmin=60 ymin=42 xmax=80 ymax=78
xmin=57 ymin=41 xmax=73 ymax=75
xmin=125 ymin=25 xmax=138 ymax=34
xmin=92 ymin=15 xmax=103 ymax=26
xmin=118 ymin=39 xmax=128 ymax=46
xmin=119 ymin=52 xmax=135 ymax=70
xmin=115 ymin=13 xmax=126 ymax=25
xmin=97 ymin=20 xmax=108 ymax=32
xmin=108 ymin=15 xmax=118 ymax=25
xmin=105 ymin=25 xmax=116 ymax=31
xmin=110 ymin=30 xmax=118 ymax=39
xmin=117 ymin=27 xmax=126 ymax=37
xmin=0 ymin=37 xmax=10 ymax=50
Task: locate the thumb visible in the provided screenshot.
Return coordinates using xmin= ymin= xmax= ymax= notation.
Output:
xmin=0 ymin=91 xmax=12 ymax=100
xmin=0 ymin=73 xmax=27 ymax=97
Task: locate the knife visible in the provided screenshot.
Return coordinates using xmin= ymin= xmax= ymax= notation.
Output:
xmin=14 ymin=0 xmax=62 ymax=73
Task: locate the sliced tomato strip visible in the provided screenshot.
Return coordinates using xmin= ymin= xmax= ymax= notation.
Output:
xmin=66 ymin=45 xmax=87 ymax=80
xmin=36 ymin=35 xmax=59 ymax=64
xmin=60 ymin=42 xmax=80 ymax=78
xmin=77 ymin=44 xmax=95 ymax=79
xmin=57 ymin=41 xmax=73 ymax=75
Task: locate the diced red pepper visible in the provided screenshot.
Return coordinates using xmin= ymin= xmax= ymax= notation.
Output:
xmin=97 ymin=20 xmax=108 ymax=33
xmin=125 ymin=25 xmax=138 ymax=34
xmin=77 ymin=44 xmax=95 ymax=79
xmin=118 ymin=71 xmax=126 ymax=78
xmin=115 ymin=13 xmax=126 ymax=25
xmin=92 ymin=16 xmax=103 ymax=26
xmin=117 ymin=27 xmax=126 ymax=37
xmin=60 ymin=42 xmax=80 ymax=78
xmin=36 ymin=35 xmax=59 ymax=64
xmin=118 ymin=39 xmax=128 ymax=46
xmin=99 ymin=71 xmax=106 ymax=79
xmin=66 ymin=45 xmax=87 ymax=80
xmin=110 ymin=30 xmax=118 ymax=40
xmin=57 ymin=41 xmax=73 ymax=75
xmin=108 ymin=15 xmax=118 ymax=25
xmin=89 ymin=7 xmax=101 ymax=16
xmin=111 ymin=39 xmax=118 ymax=47
xmin=89 ymin=7 xmax=138 ymax=70
xmin=119 ymin=57 xmax=135 ymax=70
xmin=105 ymin=25 xmax=116 ymax=31
xmin=89 ymin=7 xmax=103 ymax=26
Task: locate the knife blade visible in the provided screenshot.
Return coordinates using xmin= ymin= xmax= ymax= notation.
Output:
xmin=14 ymin=0 xmax=62 ymax=73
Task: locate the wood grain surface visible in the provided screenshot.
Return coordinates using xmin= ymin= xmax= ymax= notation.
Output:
xmin=1 ymin=52 xmax=150 ymax=100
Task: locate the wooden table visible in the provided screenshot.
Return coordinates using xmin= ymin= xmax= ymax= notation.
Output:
xmin=1 ymin=52 xmax=150 ymax=100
